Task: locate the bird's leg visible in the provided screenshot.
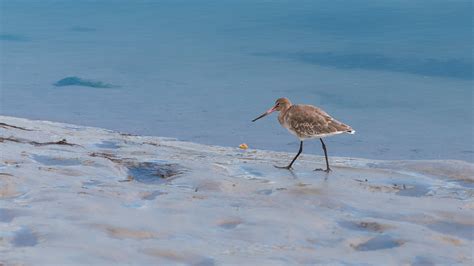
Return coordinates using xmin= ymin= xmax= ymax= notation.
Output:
xmin=315 ymin=138 xmax=331 ymax=172
xmin=275 ymin=141 xmax=303 ymax=170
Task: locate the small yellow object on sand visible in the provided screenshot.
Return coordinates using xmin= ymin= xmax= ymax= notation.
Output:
xmin=239 ymin=143 xmax=249 ymax=150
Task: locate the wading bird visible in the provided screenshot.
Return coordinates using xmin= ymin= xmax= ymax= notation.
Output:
xmin=252 ymin=98 xmax=355 ymax=172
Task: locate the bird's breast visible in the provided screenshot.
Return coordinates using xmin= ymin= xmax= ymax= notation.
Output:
xmin=278 ymin=111 xmax=290 ymax=129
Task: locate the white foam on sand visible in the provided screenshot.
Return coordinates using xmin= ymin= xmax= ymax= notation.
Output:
xmin=1 ymin=116 xmax=473 ymax=265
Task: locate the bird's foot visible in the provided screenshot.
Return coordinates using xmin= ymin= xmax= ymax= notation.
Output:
xmin=314 ymin=168 xmax=331 ymax=173
xmin=274 ymin=165 xmax=293 ymax=170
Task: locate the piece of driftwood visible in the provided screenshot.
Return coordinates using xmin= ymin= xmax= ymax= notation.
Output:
xmin=0 ymin=122 xmax=33 ymax=131
xmin=0 ymin=137 xmax=79 ymax=147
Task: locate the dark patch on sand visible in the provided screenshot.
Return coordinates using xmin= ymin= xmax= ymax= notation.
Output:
xmin=12 ymin=227 xmax=38 ymax=247
xmin=0 ymin=173 xmax=13 ymax=176
xmin=0 ymin=208 xmax=17 ymax=223
xmin=396 ymin=183 xmax=431 ymax=197
xmin=427 ymin=221 xmax=474 ymax=240
xmin=90 ymin=154 xmax=184 ymax=184
xmin=128 ymin=162 xmax=184 ymax=184
xmin=352 ymin=235 xmax=403 ymax=251
xmin=217 ymin=218 xmax=243 ymax=229
xmin=143 ymin=248 xmax=215 ymax=266
xmin=142 ymin=191 xmax=166 ymax=200
xmin=256 ymin=189 xmax=273 ymax=195
xmin=339 ymin=220 xmax=391 ymax=233
xmin=412 ymin=256 xmax=435 ymax=266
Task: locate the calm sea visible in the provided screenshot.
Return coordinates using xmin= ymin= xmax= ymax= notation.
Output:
xmin=1 ymin=0 xmax=472 ymax=161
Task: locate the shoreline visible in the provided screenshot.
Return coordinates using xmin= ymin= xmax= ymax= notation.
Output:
xmin=2 ymin=114 xmax=472 ymax=164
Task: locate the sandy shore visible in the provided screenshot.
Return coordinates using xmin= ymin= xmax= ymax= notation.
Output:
xmin=1 ymin=116 xmax=473 ymax=265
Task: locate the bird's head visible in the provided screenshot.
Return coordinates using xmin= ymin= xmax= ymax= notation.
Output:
xmin=252 ymin=97 xmax=292 ymax=122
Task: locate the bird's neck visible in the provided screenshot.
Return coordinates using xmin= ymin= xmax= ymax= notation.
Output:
xmin=278 ymin=105 xmax=291 ymax=125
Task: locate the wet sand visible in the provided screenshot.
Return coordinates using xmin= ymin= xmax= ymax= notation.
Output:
xmin=0 ymin=116 xmax=473 ymax=265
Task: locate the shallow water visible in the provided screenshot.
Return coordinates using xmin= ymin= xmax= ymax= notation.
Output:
xmin=0 ymin=0 xmax=472 ymax=162
xmin=95 ymin=140 xmax=121 ymax=149
xmin=396 ymin=183 xmax=431 ymax=197
xmin=32 ymin=154 xmax=81 ymax=166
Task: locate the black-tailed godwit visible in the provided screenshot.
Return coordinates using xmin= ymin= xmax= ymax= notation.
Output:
xmin=252 ymin=98 xmax=355 ymax=172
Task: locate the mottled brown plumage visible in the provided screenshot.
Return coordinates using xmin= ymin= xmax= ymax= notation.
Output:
xmin=279 ymin=103 xmax=354 ymax=139
xmin=252 ymin=97 xmax=355 ymax=172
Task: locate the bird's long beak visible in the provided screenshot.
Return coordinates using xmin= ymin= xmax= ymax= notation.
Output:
xmin=252 ymin=106 xmax=277 ymax=122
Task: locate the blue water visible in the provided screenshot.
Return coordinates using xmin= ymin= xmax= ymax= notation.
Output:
xmin=1 ymin=0 xmax=472 ymax=161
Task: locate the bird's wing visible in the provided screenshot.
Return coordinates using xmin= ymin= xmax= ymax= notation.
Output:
xmin=286 ymin=105 xmax=353 ymax=137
